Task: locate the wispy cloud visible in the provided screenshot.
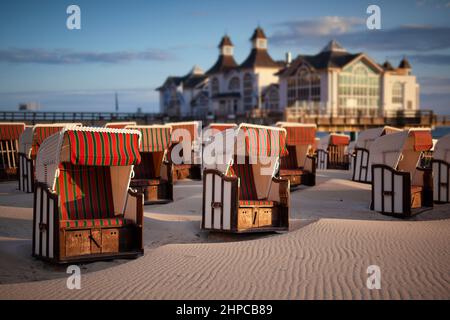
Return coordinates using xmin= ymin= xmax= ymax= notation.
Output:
xmin=0 ymin=48 xmax=175 ymax=65
xmin=270 ymin=17 xmax=450 ymax=53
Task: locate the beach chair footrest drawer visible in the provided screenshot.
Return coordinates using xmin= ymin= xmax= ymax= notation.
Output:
xmin=237 ymin=206 xmax=279 ymax=230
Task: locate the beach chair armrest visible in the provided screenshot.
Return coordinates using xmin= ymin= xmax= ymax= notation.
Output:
xmin=304 ymin=155 xmax=316 ymax=173
xmin=268 ymin=177 xmax=289 ymax=206
xmin=124 ymin=188 xmax=144 ymax=226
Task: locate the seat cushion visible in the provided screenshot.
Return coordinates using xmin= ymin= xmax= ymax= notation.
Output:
xmin=280 ymin=145 xmax=298 ymax=169
xmin=239 ymin=200 xmax=276 ymax=207
xmin=279 ymin=169 xmax=304 ymax=176
xmin=131 ymin=178 xmax=165 ymax=187
xmin=60 ymin=216 xmax=130 ymax=229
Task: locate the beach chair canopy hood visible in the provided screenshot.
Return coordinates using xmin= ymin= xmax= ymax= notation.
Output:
xmin=126 ymin=125 xmax=172 ymax=152
xmin=434 ymin=134 xmax=450 ymax=163
xmin=369 ymin=129 xmax=432 ymax=171
xmin=105 ymin=122 xmax=137 ymax=129
xmin=276 ymin=122 xmax=316 ymax=168
xmin=318 ymin=133 xmax=350 ymax=151
xmin=355 ymin=126 xmax=401 ymax=150
xmin=168 ymin=121 xmax=201 ymax=144
xmin=0 ymin=123 xmax=26 ymax=140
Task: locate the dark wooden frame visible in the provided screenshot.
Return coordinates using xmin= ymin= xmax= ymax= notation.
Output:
xmin=371 ymin=164 xmax=433 ymax=218
xmin=18 ymin=152 xmax=34 ymax=193
xmin=432 ymin=159 xmax=450 ymax=203
xmin=33 ymin=182 xmax=144 ymax=264
xmin=279 ymin=155 xmax=316 ymax=188
xmin=0 ymin=139 xmax=20 ymax=181
xmin=169 ymin=143 xmax=202 ymax=181
xmin=201 ymin=168 xmax=289 ymax=233
xmin=327 ymin=145 xmax=350 ymax=170
xmin=352 ymin=147 xmax=371 ymax=183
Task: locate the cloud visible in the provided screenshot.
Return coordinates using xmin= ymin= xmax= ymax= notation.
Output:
xmin=270 ymin=17 xmax=450 ymax=52
xmin=0 ymin=48 xmax=175 ymax=65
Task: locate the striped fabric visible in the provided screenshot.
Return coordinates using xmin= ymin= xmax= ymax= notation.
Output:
xmin=209 ymin=124 xmax=236 ymax=132
xmin=60 ymin=217 xmax=129 ymax=229
xmin=32 ymin=126 xmax=66 ymax=157
xmin=230 ymin=160 xmax=258 ymax=200
xmin=66 ymin=130 xmax=141 ymax=166
xmin=171 ymin=123 xmax=197 ymax=143
xmin=241 ymin=126 xmax=287 ymax=157
xmin=0 ymin=124 xmax=25 ymax=140
xmin=56 ymin=163 xmax=115 ymax=221
xmin=239 ymin=200 xmax=275 ymax=206
xmin=412 ymin=131 xmax=433 ymax=151
xmin=285 ymin=126 xmax=316 ymax=146
xmin=329 ymin=135 xmax=350 ymax=146
xmin=138 ymin=127 xmax=171 ymax=152
xmin=280 ymin=145 xmax=297 ymax=169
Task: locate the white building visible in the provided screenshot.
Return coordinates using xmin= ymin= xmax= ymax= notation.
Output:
xmin=278 ymin=40 xmax=419 ymax=116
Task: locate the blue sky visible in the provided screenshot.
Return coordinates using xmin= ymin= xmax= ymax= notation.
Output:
xmin=0 ymin=0 xmax=449 ymax=114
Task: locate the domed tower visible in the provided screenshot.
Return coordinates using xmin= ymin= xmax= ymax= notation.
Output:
xmin=206 ymin=35 xmax=238 ymax=75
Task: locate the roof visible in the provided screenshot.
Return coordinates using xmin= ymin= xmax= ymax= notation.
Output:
xmin=250 ymin=27 xmax=267 ymax=40
xmin=206 ymin=54 xmax=239 ymax=75
xmin=218 ymin=35 xmax=233 ymax=48
xmin=382 ymin=60 xmax=395 ymax=71
xmin=239 ymin=48 xmax=280 ymax=69
xmin=321 ymin=40 xmax=347 ymax=53
xmin=157 ymin=66 xmax=208 ymax=90
xmin=398 ymin=57 xmax=411 ymax=69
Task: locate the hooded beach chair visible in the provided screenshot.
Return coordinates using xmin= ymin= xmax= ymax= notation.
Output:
xmin=316 ymin=133 xmax=350 ymax=170
xmin=33 ymin=126 xmax=144 ymax=263
xmin=104 ymin=122 xmax=137 ymax=129
xmin=202 ymin=123 xmax=290 ymax=233
xmin=18 ymin=123 xmax=82 ymax=193
xmin=432 ymin=134 xmax=450 ymax=203
xmin=370 ymin=129 xmax=434 ymax=217
xmin=0 ymin=123 xmax=26 ymax=181
xmin=352 ymin=126 xmax=401 ymax=183
xmin=275 ymin=122 xmax=316 ymax=187
xmin=167 ymin=121 xmax=202 ymax=181
xmin=126 ymin=125 xmax=173 ymax=204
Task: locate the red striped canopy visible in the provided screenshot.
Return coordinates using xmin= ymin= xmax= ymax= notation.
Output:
xmin=412 ymin=130 xmax=433 ymax=151
xmin=0 ymin=123 xmax=25 ymax=140
xmin=32 ymin=126 xmax=67 ymax=157
xmin=66 ymin=130 xmax=141 ymax=166
xmin=170 ymin=123 xmax=198 ymax=143
xmin=240 ymin=126 xmax=287 ymax=157
xmin=329 ymin=135 xmax=350 ymax=146
xmin=209 ymin=123 xmax=236 ymax=132
xmin=137 ymin=126 xmax=171 ymax=152
xmin=284 ymin=126 xmax=316 ymax=146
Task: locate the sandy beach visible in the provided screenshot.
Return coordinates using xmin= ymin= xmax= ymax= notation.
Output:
xmin=0 ymin=170 xmax=449 ymax=300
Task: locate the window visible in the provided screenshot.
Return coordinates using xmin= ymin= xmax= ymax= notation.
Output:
xmin=392 ymin=82 xmax=403 ymax=104
xmin=338 ymin=61 xmax=380 ymax=116
xmin=211 ymin=78 xmax=219 ymax=95
xmin=286 ymin=65 xmax=321 ymax=113
xmin=228 ymin=77 xmax=240 ymax=92
xmin=243 ymin=73 xmax=253 ymax=110
xmin=263 ymin=87 xmax=279 ymax=110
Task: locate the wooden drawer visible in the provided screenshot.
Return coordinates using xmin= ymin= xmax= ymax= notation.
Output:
xmin=238 ymin=208 xmax=255 ymax=230
xmin=411 ymin=189 xmax=422 ymax=209
xmin=65 ymin=230 xmax=91 ymax=257
xmin=258 ymin=207 xmax=278 ymax=227
xmin=101 ymin=228 xmax=120 ymax=253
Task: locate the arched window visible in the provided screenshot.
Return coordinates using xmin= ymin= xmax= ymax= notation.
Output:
xmin=228 ymin=77 xmax=240 ymax=92
xmin=392 ymin=82 xmax=403 ymax=104
xmin=211 ymin=78 xmax=219 ymax=95
xmin=243 ymin=73 xmax=253 ymax=110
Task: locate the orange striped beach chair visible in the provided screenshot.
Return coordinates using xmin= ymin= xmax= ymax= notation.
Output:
xmin=33 ymin=126 xmax=144 ymax=263
xmin=0 ymin=122 xmax=26 ymax=181
xmin=202 ymin=123 xmax=290 ymax=233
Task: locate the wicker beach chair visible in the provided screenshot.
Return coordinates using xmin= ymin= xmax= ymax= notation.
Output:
xmin=126 ymin=124 xmax=173 ymax=204
xmin=202 ymin=123 xmax=290 ymax=233
xmin=18 ymin=123 xmax=82 ymax=193
xmin=370 ymin=129 xmax=434 ymax=217
xmin=33 ymin=126 xmax=144 ymax=263
xmin=0 ymin=123 xmax=26 ymax=181
xmin=352 ymin=126 xmax=401 ymax=183
xmin=316 ymin=133 xmax=350 ymax=170
xmin=167 ymin=121 xmax=202 ymax=181
xmin=275 ymin=122 xmax=316 ymax=188
xmin=432 ymin=134 xmax=450 ymax=203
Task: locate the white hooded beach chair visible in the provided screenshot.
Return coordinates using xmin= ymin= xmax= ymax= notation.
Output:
xmin=18 ymin=123 xmax=82 ymax=193
xmin=432 ymin=134 xmax=450 ymax=203
xmin=202 ymin=123 xmax=290 ymax=233
xmin=275 ymin=122 xmax=316 ymax=187
xmin=370 ymin=129 xmax=434 ymax=217
xmin=126 ymin=124 xmax=173 ymax=205
xmin=104 ymin=122 xmax=137 ymax=129
xmin=352 ymin=126 xmax=401 ymax=183
xmin=33 ymin=126 xmax=144 ymax=263
xmin=316 ymin=133 xmax=350 ymax=170
xmin=167 ymin=121 xmax=202 ymax=181
xmin=0 ymin=122 xmax=26 ymax=181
